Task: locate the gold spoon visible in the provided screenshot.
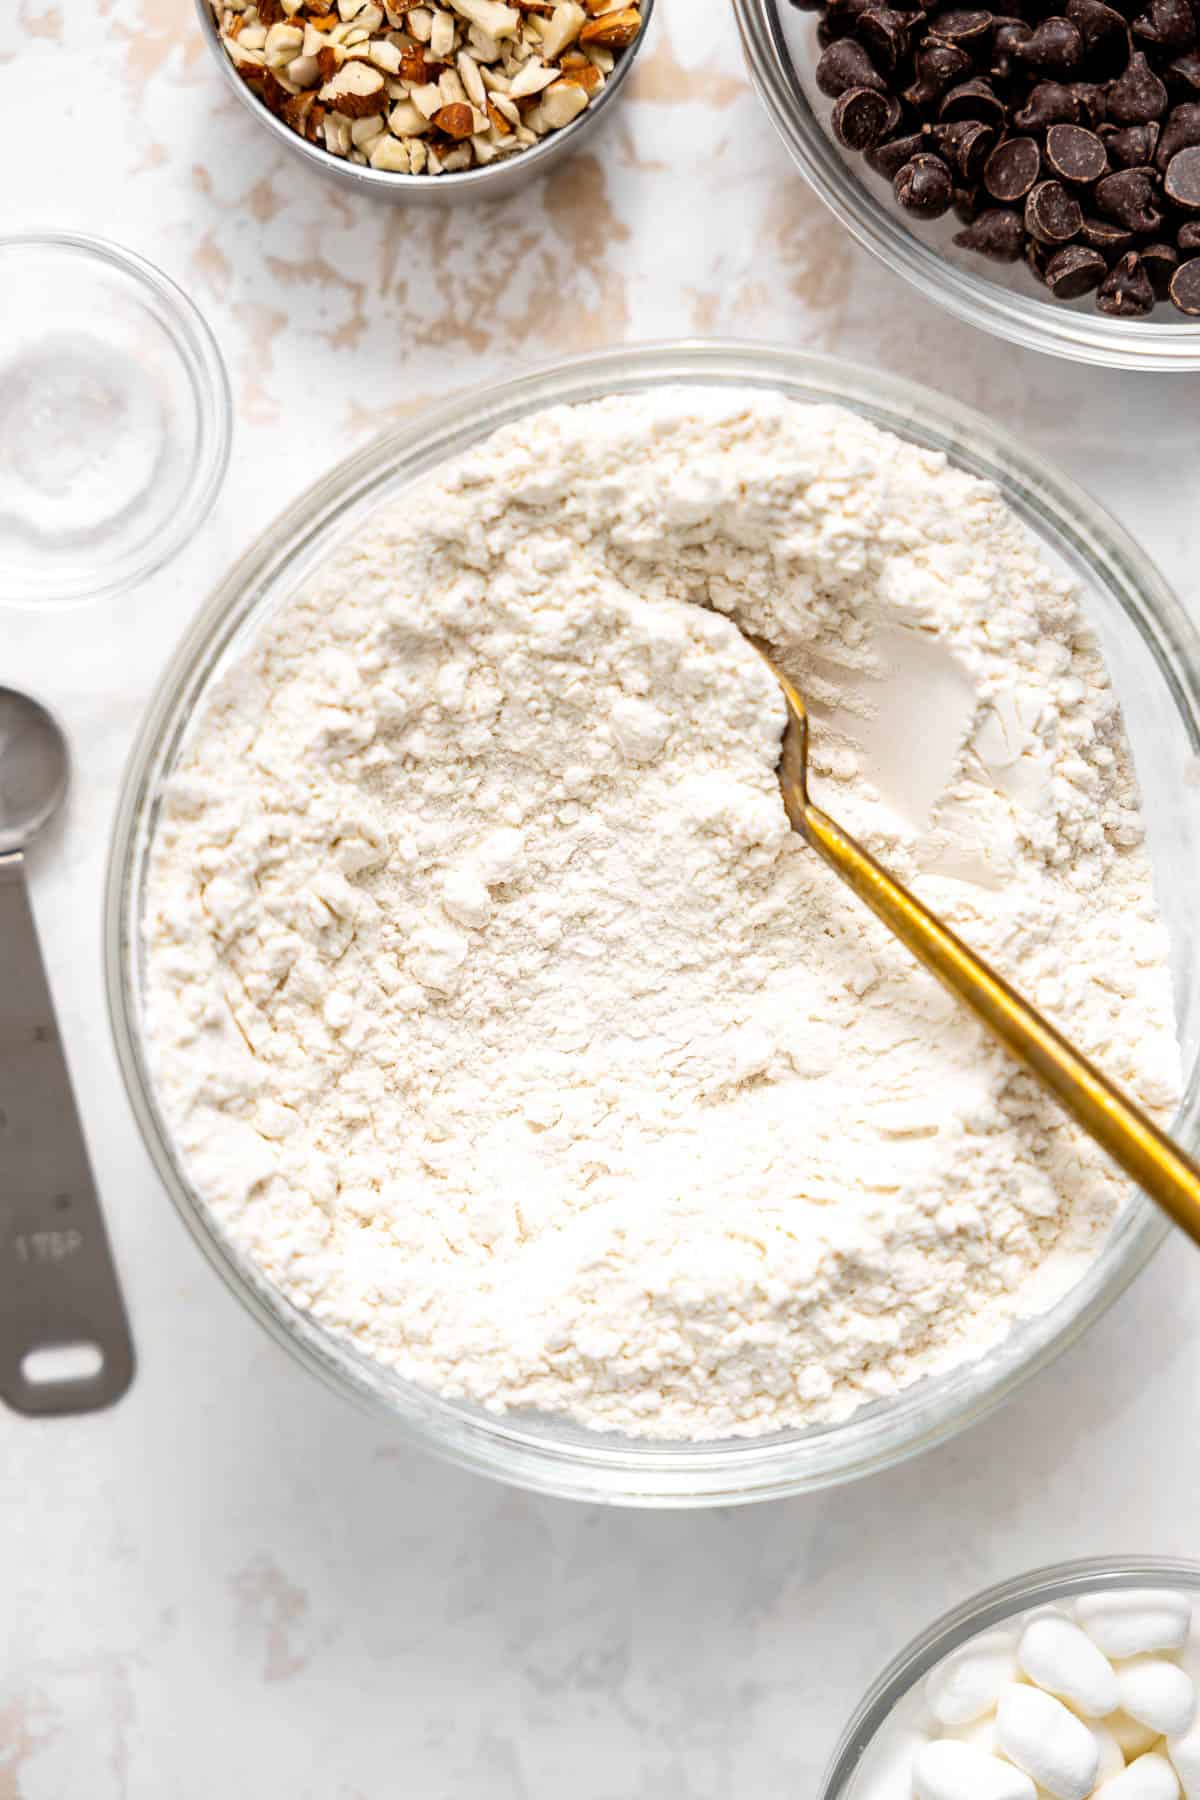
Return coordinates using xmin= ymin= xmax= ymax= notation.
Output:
xmin=756 ymin=647 xmax=1200 ymax=1248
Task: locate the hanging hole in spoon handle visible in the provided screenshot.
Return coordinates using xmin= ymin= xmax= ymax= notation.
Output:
xmin=0 ymin=854 xmax=135 ymax=1415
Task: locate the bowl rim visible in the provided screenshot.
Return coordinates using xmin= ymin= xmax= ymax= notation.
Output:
xmin=0 ymin=230 xmax=232 ymax=608
xmin=819 ymin=1555 xmax=1200 ymax=1798
xmin=733 ymin=0 xmax=1200 ymax=373
xmin=105 ymin=338 xmax=1200 ymax=1507
xmin=192 ymin=0 xmax=655 ymax=198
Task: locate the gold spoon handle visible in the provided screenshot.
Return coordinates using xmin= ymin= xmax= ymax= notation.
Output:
xmin=801 ymin=798 xmax=1200 ymax=1248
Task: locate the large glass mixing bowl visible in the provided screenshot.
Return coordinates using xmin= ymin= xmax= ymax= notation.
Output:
xmin=106 ymin=342 xmax=1200 ymax=1506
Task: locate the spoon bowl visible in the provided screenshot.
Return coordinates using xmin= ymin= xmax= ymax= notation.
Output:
xmin=0 ymin=686 xmax=69 ymax=855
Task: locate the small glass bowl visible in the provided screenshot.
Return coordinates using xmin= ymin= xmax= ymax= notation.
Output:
xmin=193 ymin=0 xmax=655 ymax=205
xmin=820 ymin=1557 xmax=1200 ymax=1798
xmin=0 ymin=234 xmax=231 ymax=607
xmin=733 ymin=0 xmax=1200 ymax=371
xmin=106 ymin=342 xmax=1200 ymax=1506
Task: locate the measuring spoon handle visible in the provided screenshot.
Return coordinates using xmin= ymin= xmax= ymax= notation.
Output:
xmin=0 ymin=853 xmax=135 ymax=1414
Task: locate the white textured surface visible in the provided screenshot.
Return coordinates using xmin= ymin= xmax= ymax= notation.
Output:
xmin=6 ymin=0 xmax=1200 ymax=1795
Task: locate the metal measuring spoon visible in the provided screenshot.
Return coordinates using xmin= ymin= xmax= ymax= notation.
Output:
xmin=0 ymin=687 xmax=134 ymax=1414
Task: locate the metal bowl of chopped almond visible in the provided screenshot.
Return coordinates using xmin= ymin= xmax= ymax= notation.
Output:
xmin=197 ymin=0 xmax=651 ymax=198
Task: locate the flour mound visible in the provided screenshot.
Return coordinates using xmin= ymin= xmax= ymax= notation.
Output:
xmin=143 ymin=392 xmax=1180 ymax=1440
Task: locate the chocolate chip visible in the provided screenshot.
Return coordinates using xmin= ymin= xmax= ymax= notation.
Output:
xmin=1168 ymin=49 xmax=1200 ymax=90
xmin=1178 ymin=216 xmax=1200 ymax=245
xmin=953 ymin=182 xmax=985 ymax=219
xmin=1108 ymin=48 xmax=1170 ymax=119
xmin=1018 ymin=31 xmax=1083 ymax=85
xmin=1066 ymin=0 xmax=1131 ymax=73
xmin=939 ymin=77 xmax=1009 ymax=124
xmin=856 ymin=6 xmax=916 ymax=71
xmin=1097 ymin=248 xmax=1157 ymax=308
xmin=817 ymin=38 xmax=888 ymax=96
xmin=867 ymin=128 xmax=930 ymax=176
xmin=1045 ymin=121 xmax=1111 ymax=177
xmin=1017 ymin=15 xmax=1086 ymax=73
xmin=1070 ymin=79 xmax=1111 ymax=125
xmin=1164 ymin=141 xmax=1200 ymax=199
xmin=1080 ymin=212 xmax=1137 ymax=247
xmin=1133 ymin=0 xmax=1196 ymax=52
xmin=1044 ymin=241 xmax=1110 ymax=289
xmin=905 ymin=37 xmax=974 ymax=103
xmin=1095 ymin=162 xmax=1166 ymax=225
xmin=1025 ymin=175 xmax=1086 ymax=237
xmin=832 ymin=85 xmax=896 ymax=147
xmin=895 ymin=151 xmax=957 ymax=212
xmin=930 ymin=6 xmax=995 ymax=40
xmin=954 ymin=205 xmax=1028 ymax=254
xmin=990 ymin=16 xmax=1033 ymax=74
xmin=1168 ymin=253 xmax=1200 ymax=306
xmin=990 ymin=13 xmax=1028 ymax=39
xmin=984 ymin=133 xmax=1043 ymax=197
xmin=1104 ymin=120 xmax=1161 ymax=163
xmin=1156 ymin=101 xmax=1200 ymax=165
xmin=937 ymin=118 xmax=999 ymax=178
xmin=1015 ymin=80 xmax=1084 ymax=127
xmin=1140 ymin=238 xmax=1180 ymax=291
xmin=823 ymin=0 xmax=879 ymax=37
xmin=1025 ymin=234 xmax=1051 ymax=279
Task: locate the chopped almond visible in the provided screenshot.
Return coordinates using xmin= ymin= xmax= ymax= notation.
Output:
xmin=578 ymin=3 xmax=638 ymax=44
xmin=558 ymin=58 xmax=601 ymax=92
xmin=282 ymin=88 xmax=319 ymax=128
xmin=318 ymin=57 xmax=388 ymax=113
xmin=537 ymin=0 xmax=584 ymax=58
xmin=431 ymin=100 xmax=475 ymax=137
xmin=399 ymin=45 xmax=444 ymax=79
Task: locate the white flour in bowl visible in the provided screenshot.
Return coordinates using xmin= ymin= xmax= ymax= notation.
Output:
xmin=143 ymin=392 xmax=1180 ymax=1440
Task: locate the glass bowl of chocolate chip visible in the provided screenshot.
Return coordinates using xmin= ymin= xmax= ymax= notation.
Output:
xmin=735 ymin=0 xmax=1200 ymax=366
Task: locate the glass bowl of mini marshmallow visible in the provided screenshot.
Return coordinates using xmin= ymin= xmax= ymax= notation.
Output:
xmin=106 ymin=342 xmax=1200 ymax=1507
xmin=823 ymin=1558 xmax=1200 ymax=1800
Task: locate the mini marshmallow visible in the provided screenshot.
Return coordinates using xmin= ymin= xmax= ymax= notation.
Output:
xmin=1075 ymin=1593 xmax=1192 ymax=1661
xmin=1093 ymin=1723 xmax=1130 ymax=1787
xmin=1019 ymin=1616 xmax=1120 ymax=1718
xmin=1117 ymin=1660 xmax=1198 ymax=1739
xmin=913 ymin=1738 xmax=1037 ymax=1800
xmin=926 ymin=1632 xmax=1020 ymax=1727
xmin=1110 ymin=1712 xmax=1164 ymax=1761
xmin=1096 ymin=1752 xmax=1181 ymax=1799
xmin=996 ymin=1683 xmax=1101 ymax=1800
xmin=1168 ymin=1717 xmax=1200 ymax=1798
xmin=944 ymin=1714 xmax=999 ymax=1755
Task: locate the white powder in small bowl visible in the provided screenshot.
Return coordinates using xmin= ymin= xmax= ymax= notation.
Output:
xmin=142 ymin=391 xmax=1180 ymax=1441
